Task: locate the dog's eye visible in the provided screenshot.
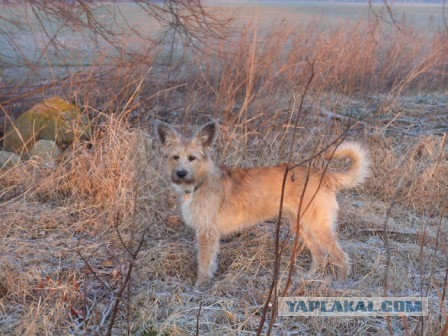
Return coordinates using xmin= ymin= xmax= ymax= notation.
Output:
xmin=188 ymin=155 xmax=196 ymax=162
xmin=172 ymin=155 xmax=180 ymax=160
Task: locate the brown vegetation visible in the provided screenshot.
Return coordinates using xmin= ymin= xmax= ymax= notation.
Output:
xmin=0 ymin=5 xmax=447 ymax=335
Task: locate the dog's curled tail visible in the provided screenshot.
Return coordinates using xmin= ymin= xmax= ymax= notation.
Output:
xmin=324 ymin=142 xmax=370 ymax=190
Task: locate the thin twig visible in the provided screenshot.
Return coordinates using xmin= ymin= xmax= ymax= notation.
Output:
xmin=383 ymin=176 xmax=404 ymax=336
xmin=195 ymin=301 xmax=203 ymax=336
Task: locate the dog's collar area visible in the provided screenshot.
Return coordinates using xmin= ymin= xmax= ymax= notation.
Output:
xmin=183 ymin=181 xmax=204 ymax=201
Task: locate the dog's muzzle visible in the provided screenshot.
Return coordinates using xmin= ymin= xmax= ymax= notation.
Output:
xmin=172 ymin=169 xmax=193 ymax=185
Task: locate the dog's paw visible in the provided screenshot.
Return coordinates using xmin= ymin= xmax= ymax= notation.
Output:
xmin=195 ymin=276 xmax=210 ymax=288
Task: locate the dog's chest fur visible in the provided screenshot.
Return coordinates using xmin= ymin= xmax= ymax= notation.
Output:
xmin=177 ymin=186 xmax=221 ymax=233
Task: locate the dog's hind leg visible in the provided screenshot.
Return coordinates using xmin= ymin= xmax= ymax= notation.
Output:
xmin=309 ymin=217 xmax=349 ymax=281
xmin=286 ymin=211 xmax=327 ymax=277
xmin=196 ymin=230 xmax=220 ymax=286
xmin=299 ymin=225 xmax=328 ymax=276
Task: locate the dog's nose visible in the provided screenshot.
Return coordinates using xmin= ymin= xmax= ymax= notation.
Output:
xmin=176 ymin=170 xmax=188 ymax=178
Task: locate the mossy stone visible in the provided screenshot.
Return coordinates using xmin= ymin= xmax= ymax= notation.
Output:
xmin=3 ymin=96 xmax=90 ymax=153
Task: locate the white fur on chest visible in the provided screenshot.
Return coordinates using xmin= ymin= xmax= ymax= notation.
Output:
xmin=173 ymin=184 xmax=218 ymax=233
xmin=180 ymin=197 xmax=195 ymax=228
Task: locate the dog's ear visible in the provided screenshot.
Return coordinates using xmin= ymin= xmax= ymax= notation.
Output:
xmin=194 ymin=121 xmax=219 ymax=149
xmin=154 ymin=121 xmax=180 ymax=148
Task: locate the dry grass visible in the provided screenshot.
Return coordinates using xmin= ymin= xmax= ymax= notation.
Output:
xmin=1 ymin=17 xmax=447 ymax=335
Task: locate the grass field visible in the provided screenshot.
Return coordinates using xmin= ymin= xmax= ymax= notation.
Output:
xmin=0 ymin=1 xmax=447 ymax=335
xmin=213 ymin=1 xmax=447 ymax=30
xmin=0 ymin=1 xmax=445 ymax=84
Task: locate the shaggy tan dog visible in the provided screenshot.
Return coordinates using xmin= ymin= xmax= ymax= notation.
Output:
xmin=155 ymin=121 xmax=370 ymax=286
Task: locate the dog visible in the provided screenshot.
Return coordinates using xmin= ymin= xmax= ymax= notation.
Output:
xmin=154 ymin=121 xmax=370 ymax=286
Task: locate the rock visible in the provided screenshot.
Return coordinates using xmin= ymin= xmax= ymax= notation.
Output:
xmin=29 ymin=140 xmax=61 ymax=161
xmin=3 ymin=96 xmax=90 ymax=153
xmin=0 ymin=150 xmax=21 ymax=169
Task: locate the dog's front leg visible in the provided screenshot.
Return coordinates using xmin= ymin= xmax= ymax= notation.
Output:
xmin=195 ymin=230 xmax=220 ymax=287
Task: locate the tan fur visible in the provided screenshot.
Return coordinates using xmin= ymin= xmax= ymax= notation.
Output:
xmin=155 ymin=121 xmax=370 ymax=286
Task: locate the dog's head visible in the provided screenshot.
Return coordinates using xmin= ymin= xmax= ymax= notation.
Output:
xmin=154 ymin=121 xmax=219 ymax=190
